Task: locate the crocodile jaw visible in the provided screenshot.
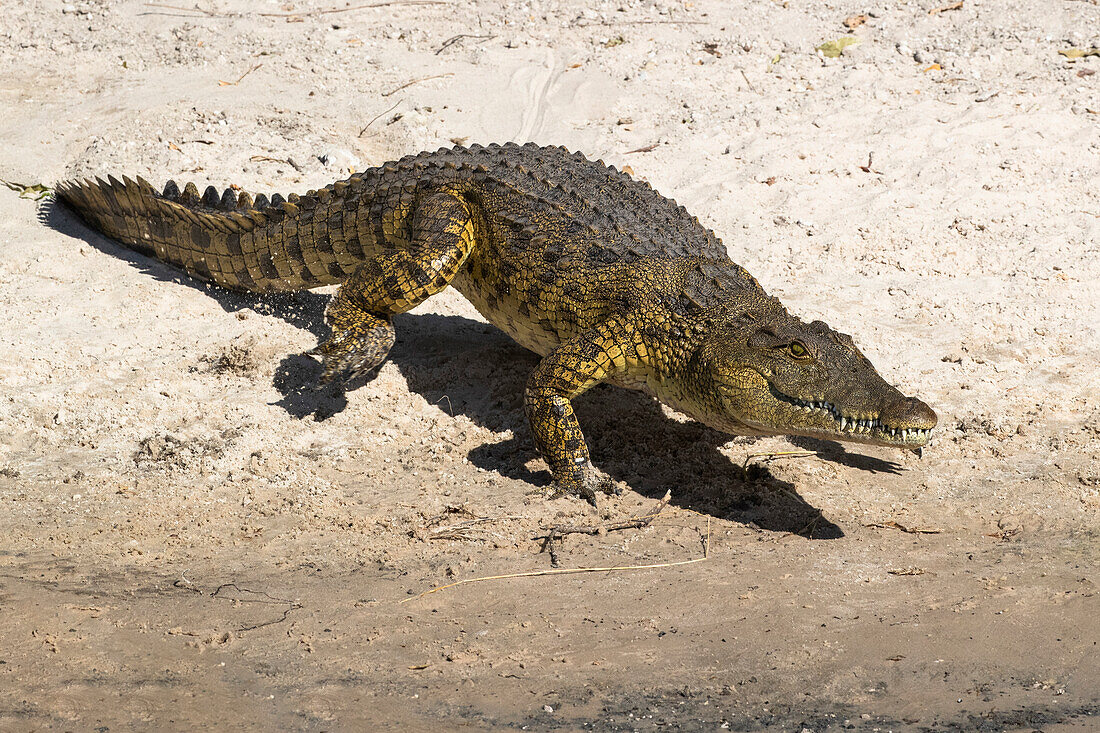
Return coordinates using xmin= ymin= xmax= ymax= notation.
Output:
xmin=713 ymin=370 xmax=937 ymax=448
xmin=756 ymin=383 xmax=937 ymax=444
xmin=765 ymin=387 xmax=937 ymax=448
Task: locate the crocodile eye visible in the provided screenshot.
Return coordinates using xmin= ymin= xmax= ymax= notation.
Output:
xmin=788 ymin=341 xmax=809 ymax=359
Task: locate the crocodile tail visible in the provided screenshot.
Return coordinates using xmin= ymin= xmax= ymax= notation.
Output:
xmin=55 ymin=175 xmax=351 ymax=293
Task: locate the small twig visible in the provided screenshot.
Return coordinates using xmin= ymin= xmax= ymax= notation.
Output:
xmin=382 ymin=72 xmax=454 ymax=97
xmin=143 ymin=2 xmax=227 ymax=16
xmin=928 ymin=0 xmax=963 ymax=14
xmin=250 ymin=154 xmax=302 ymax=171
xmin=575 ymin=19 xmax=708 ymax=27
xmin=172 ymin=569 xmax=202 ymax=594
xmin=258 ymin=0 xmax=446 ymax=18
xmin=359 ymin=99 xmax=402 ymax=136
xmin=739 ymin=68 xmax=758 ymax=93
xmin=534 ymin=491 xmax=672 ymax=569
xmin=432 ymin=394 xmax=454 ymax=416
xmin=401 ymin=557 xmax=708 ymax=602
xmin=624 ymin=142 xmax=659 ymax=154
xmin=435 ymin=34 xmax=494 ymax=55
xmin=402 ymin=508 xmax=709 ymax=603
xmin=218 ymin=63 xmax=262 ymax=86
xmin=211 ymin=583 xmax=303 ymax=633
xmin=428 ymin=515 xmax=524 ymax=540
xmin=543 ymin=533 xmax=561 ymax=567
xmin=865 ymin=520 xmax=942 ymax=535
xmin=741 ymin=450 xmax=816 ymax=472
xmin=532 ymin=491 xmax=672 ymax=542
xmin=236 ymin=605 xmax=300 ymax=632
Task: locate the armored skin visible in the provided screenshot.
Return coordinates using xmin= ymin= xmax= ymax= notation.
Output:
xmin=56 ymin=142 xmax=937 ymax=501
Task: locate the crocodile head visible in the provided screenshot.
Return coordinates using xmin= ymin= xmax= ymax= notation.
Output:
xmin=692 ymin=304 xmax=937 ymax=449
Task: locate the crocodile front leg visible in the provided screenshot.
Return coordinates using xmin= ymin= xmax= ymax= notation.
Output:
xmin=524 ymin=317 xmax=635 ymax=504
xmin=316 ymin=189 xmax=478 ymax=383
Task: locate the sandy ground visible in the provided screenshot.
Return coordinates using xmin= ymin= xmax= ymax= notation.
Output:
xmin=1 ymin=0 xmax=1099 ymax=729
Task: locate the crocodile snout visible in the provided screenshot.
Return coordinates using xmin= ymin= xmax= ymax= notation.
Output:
xmin=883 ymin=396 xmax=938 ymax=430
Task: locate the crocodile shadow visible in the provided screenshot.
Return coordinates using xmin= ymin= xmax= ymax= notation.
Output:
xmin=275 ymin=311 xmax=844 ymax=537
xmin=48 ymin=200 xmax=842 ymax=536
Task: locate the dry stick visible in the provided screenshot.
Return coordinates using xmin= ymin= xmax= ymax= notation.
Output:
xmin=575 ymin=19 xmax=709 ymax=26
xmin=741 ymin=450 xmax=816 ymax=472
xmin=739 ymin=68 xmax=758 ymax=93
xmin=143 ymin=2 xmax=227 ymax=16
xmin=533 ymin=491 xmax=672 ymax=542
xmin=401 ymin=515 xmax=710 ymax=603
xmin=218 ymin=63 xmax=262 ymax=86
xmin=928 ymin=1 xmax=964 ymax=14
xmin=624 ymin=143 xmax=659 ymax=154
xmin=250 ymin=155 xmax=303 ymax=171
xmin=428 ymin=515 xmax=526 ymax=539
xmin=865 ymin=520 xmax=942 ymax=535
xmin=359 ymin=99 xmax=402 ymax=136
xmin=535 ymin=491 xmax=672 ymax=568
xmin=435 ymin=34 xmax=494 ymax=55
xmin=381 ymin=72 xmax=454 ymax=97
xmin=258 ymin=0 xmax=447 ymax=18
xmin=211 ymin=583 xmax=303 ymax=632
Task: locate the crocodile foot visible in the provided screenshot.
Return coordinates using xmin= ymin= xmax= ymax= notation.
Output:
xmin=313 ymin=297 xmax=395 ymax=384
xmin=540 ymin=463 xmax=623 ymax=506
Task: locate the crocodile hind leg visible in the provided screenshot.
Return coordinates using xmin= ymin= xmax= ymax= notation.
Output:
xmin=316 ymin=190 xmax=478 ymax=383
xmin=524 ymin=318 xmax=635 ymax=504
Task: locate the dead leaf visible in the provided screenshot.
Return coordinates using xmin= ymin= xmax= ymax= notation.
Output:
xmin=923 ymin=63 xmax=942 ymax=72
xmin=764 ymin=176 xmax=776 ymax=185
xmin=621 ymin=165 xmax=635 ymax=176
xmin=0 ymin=179 xmax=52 ymax=200
xmin=1059 ymin=48 xmax=1100 ymax=59
xmin=843 ymin=14 xmax=867 ymax=29
xmin=603 ymin=35 xmax=625 ymax=48
xmin=702 ymin=41 xmax=722 ymax=57
xmin=1078 ymin=68 xmax=1096 ymax=77
xmin=817 ymin=36 xmax=859 ymax=58
xmin=928 ymin=1 xmax=963 ymax=14
xmin=168 ymin=142 xmax=181 ymax=151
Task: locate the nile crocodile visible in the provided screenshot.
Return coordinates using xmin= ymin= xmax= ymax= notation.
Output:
xmin=56 ymin=142 xmax=937 ymax=501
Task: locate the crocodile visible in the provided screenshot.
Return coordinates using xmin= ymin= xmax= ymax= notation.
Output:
xmin=56 ymin=142 xmax=937 ymax=502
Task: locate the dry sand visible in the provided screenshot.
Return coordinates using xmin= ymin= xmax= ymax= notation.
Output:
xmin=1 ymin=0 xmax=1098 ymax=729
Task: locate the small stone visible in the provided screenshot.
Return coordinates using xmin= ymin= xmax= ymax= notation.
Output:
xmin=317 ymin=147 xmax=362 ymax=172
xmin=543 ymin=705 xmax=554 ymax=713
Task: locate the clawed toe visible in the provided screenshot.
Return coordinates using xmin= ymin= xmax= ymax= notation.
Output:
xmin=543 ymin=464 xmax=621 ymax=506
